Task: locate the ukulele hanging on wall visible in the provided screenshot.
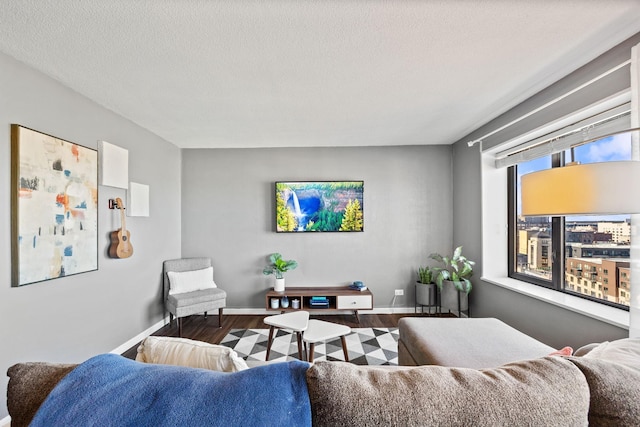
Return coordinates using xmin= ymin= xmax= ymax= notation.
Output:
xmin=109 ymin=197 xmax=134 ymax=258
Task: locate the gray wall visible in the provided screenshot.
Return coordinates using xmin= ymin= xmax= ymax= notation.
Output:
xmin=0 ymin=52 xmax=181 ymax=418
xmin=450 ymin=35 xmax=639 ymax=349
xmin=452 ymin=134 xmax=483 ymax=283
xmin=181 ymin=146 xmax=453 ymax=309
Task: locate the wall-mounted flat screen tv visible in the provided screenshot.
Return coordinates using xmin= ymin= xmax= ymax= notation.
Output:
xmin=275 ymin=181 xmax=364 ymax=232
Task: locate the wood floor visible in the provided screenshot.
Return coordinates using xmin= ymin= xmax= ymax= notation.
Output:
xmin=121 ymin=312 xmax=449 ymax=359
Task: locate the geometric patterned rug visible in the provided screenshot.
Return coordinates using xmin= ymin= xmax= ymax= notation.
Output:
xmin=219 ymin=328 xmax=399 ymax=366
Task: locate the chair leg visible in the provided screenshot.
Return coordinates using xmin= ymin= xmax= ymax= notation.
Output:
xmin=169 ymin=313 xmax=174 ymax=325
xmin=218 ymin=308 xmax=224 ymax=328
xmin=204 ymin=311 xmax=208 ymax=319
xmin=178 ymin=317 xmax=183 ymax=337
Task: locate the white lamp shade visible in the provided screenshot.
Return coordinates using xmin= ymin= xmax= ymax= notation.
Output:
xmin=521 ymin=161 xmax=640 ymax=216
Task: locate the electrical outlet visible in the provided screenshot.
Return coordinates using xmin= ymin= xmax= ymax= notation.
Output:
xmin=394 ymin=289 xmax=404 ymax=296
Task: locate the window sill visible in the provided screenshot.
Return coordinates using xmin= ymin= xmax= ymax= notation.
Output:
xmin=482 ymin=276 xmax=629 ymax=330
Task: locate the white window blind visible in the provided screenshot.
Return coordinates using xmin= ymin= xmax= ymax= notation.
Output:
xmin=494 ymin=103 xmax=631 ymax=169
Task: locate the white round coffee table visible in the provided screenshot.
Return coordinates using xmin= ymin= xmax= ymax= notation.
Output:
xmin=303 ymin=319 xmax=352 ymax=362
xmin=263 ymin=311 xmax=310 ymax=361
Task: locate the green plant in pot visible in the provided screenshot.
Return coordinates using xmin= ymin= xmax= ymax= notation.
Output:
xmin=263 ymin=253 xmax=298 ymax=292
xmin=429 ymin=246 xmax=475 ymax=314
xmin=415 ymin=266 xmax=437 ymax=310
xmin=418 ymin=266 xmax=433 ymax=284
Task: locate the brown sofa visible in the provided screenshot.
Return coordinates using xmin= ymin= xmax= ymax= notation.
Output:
xmin=7 ymin=336 xmax=640 ymax=426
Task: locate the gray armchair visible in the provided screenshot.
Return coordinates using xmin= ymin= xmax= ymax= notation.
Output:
xmin=163 ymin=258 xmax=227 ymax=337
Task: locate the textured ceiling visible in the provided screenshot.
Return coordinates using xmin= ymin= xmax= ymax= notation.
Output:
xmin=1 ymin=1 xmax=640 ymax=148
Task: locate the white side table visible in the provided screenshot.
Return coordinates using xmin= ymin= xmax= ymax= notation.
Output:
xmin=303 ymin=319 xmax=352 ymax=363
xmin=263 ymin=311 xmax=310 ymax=361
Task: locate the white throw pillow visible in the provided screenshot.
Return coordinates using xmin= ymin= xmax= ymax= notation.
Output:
xmin=582 ymin=338 xmax=640 ymax=371
xmin=135 ymin=336 xmax=249 ymax=372
xmin=167 ymin=267 xmax=216 ymax=295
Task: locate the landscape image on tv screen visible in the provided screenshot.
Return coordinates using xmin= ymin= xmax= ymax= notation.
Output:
xmin=275 ymin=181 xmax=364 ymax=232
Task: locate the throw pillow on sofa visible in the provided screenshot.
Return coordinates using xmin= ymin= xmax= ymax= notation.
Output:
xmin=582 ymin=337 xmax=640 ymax=370
xmin=136 ymin=336 xmax=248 ymax=372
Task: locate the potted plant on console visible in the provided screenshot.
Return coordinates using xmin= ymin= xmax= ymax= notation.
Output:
xmin=429 ymin=246 xmax=475 ymax=316
xmin=415 ymin=266 xmax=437 ymax=313
xmin=263 ymin=253 xmax=298 ymax=292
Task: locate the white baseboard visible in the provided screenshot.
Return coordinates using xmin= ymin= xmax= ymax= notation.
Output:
xmin=109 ymin=317 xmax=169 ymax=355
xmin=224 ymin=308 xmax=272 ymax=315
xmin=369 ymin=307 xmax=427 ymax=314
xmin=224 ymin=307 xmax=421 ymax=315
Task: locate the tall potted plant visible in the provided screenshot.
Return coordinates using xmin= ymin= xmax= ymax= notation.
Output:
xmin=263 ymin=253 xmax=298 ymax=292
xmin=429 ymin=246 xmax=475 ymax=315
xmin=415 ymin=266 xmax=437 ymax=312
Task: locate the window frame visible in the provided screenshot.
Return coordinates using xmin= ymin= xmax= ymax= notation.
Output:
xmin=507 ymin=152 xmax=629 ymax=311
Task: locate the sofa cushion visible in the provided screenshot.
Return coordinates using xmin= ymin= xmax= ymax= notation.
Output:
xmin=567 ymin=356 xmax=640 ymax=426
xmin=306 ymin=357 xmax=589 ymax=427
xmin=166 ymin=287 xmax=226 ymax=308
xmin=7 ymin=362 xmax=77 ymax=427
xmin=398 ymin=317 xmax=555 ymax=369
xmin=135 ymin=336 xmax=248 ymax=372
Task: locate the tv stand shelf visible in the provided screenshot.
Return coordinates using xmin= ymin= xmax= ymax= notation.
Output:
xmin=265 ymin=286 xmax=373 ymax=323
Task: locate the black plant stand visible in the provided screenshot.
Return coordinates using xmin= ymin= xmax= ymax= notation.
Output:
xmin=414 ymin=283 xmax=440 ymax=315
xmin=454 ymin=290 xmax=471 ymax=318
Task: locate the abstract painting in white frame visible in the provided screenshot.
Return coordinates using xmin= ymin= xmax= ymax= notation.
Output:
xmin=11 ymin=125 xmax=98 ymax=287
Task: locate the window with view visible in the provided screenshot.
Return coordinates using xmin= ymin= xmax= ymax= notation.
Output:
xmin=510 ymin=131 xmax=632 ymax=309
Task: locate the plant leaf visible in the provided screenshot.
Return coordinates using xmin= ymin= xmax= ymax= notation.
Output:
xmin=462 ymin=278 xmax=472 ymax=294
xmin=459 ymin=264 xmax=472 ymax=277
xmin=269 ymin=253 xmax=282 ymax=264
xmin=429 ymin=253 xmax=443 ymax=263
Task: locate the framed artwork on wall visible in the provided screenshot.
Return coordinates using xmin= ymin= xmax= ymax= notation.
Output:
xmin=11 ymin=125 xmax=98 ymax=287
xmin=275 ymin=181 xmax=364 ymax=232
xmin=98 ymin=140 xmax=128 ymax=189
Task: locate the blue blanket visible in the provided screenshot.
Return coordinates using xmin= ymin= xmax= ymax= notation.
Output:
xmin=31 ymin=354 xmax=311 ymax=427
